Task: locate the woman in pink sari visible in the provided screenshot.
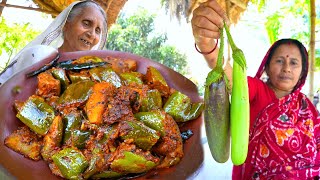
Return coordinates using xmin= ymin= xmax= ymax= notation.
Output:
xmin=191 ymin=1 xmax=320 ymax=179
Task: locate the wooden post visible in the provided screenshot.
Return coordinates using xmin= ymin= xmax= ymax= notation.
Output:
xmin=309 ymin=0 xmax=316 ymax=100
xmin=0 ymin=0 xmax=7 ymax=16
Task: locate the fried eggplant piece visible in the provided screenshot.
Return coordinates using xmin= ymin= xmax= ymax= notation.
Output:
xmin=50 ymin=67 xmax=70 ymax=92
xmin=52 ymin=148 xmax=89 ymax=180
xmin=139 ymin=89 xmax=162 ymax=112
xmin=36 ymin=71 xmax=61 ymax=98
xmin=72 ymin=55 xmax=104 ymax=64
xmin=82 ymin=148 xmax=108 ymax=179
xmin=16 ymin=95 xmax=55 ymax=135
xmin=85 ymin=82 xmax=116 ymax=125
xmin=119 ymin=120 xmax=160 ymax=151
xmin=41 ymin=115 xmax=63 ymax=162
xmin=109 ymin=143 xmax=159 ymax=174
xmin=68 ymin=70 xmax=91 ymax=84
xmin=151 ymin=112 xmax=184 ymax=169
xmin=102 ymin=86 xmax=137 ymax=125
xmin=144 ymin=66 xmax=170 ymax=98
xmin=57 ymin=80 xmax=94 ymax=110
xmin=89 ymin=67 xmax=122 ymax=88
xmin=4 ymin=126 xmax=42 ymax=161
xmin=120 ymin=72 xmax=144 ymax=85
xmin=105 ymin=57 xmax=137 ymax=74
xmin=163 ymin=91 xmax=204 ymax=122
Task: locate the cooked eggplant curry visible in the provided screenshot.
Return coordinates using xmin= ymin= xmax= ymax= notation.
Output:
xmin=4 ymin=55 xmax=203 ymax=179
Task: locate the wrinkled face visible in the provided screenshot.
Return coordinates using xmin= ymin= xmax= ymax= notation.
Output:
xmin=266 ymin=43 xmax=302 ymax=95
xmin=62 ymin=6 xmax=104 ymax=52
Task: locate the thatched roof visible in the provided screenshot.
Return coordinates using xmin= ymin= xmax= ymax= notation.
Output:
xmin=31 ymin=0 xmax=128 ymax=29
xmin=0 ymin=0 xmax=250 ymax=28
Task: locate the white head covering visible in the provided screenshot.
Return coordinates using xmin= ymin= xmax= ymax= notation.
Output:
xmin=0 ymin=0 xmax=107 ymax=85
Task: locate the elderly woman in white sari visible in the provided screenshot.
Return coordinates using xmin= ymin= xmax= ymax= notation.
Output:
xmin=0 ymin=0 xmax=107 ymax=85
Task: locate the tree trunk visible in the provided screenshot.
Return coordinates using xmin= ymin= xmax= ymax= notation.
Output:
xmin=309 ymin=0 xmax=316 ymax=100
xmin=0 ymin=0 xmax=8 ymax=16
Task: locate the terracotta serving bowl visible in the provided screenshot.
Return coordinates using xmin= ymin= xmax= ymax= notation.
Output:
xmin=0 ymin=50 xmax=204 ymax=179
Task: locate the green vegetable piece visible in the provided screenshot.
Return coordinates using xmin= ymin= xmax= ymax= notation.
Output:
xmin=147 ymin=66 xmax=168 ymax=88
xmin=52 ymin=148 xmax=88 ymax=180
xmin=134 ymin=111 xmax=165 ymax=136
xmin=99 ymin=125 xmax=117 ymax=144
xmin=145 ymin=66 xmax=170 ymax=96
xmin=89 ymin=67 xmax=122 ymax=88
xmin=110 ymin=151 xmax=157 ymax=174
xmin=62 ymin=111 xmax=82 ymax=144
xmin=91 ymin=170 xmax=123 ymax=179
xmin=120 ymin=72 xmax=143 ymax=85
xmin=71 ymin=130 xmax=91 ymax=149
xmin=41 ymin=116 xmax=64 ymax=161
xmin=68 ymin=73 xmax=91 ymax=84
xmin=163 ymin=91 xmax=204 ymax=122
xmin=16 ymin=95 xmax=55 ymax=135
xmin=120 ymin=120 xmax=160 ymax=150
xmin=51 ymin=68 xmax=70 ymax=92
xmin=83 ymin=148 xmax=106 ymax=179
xmin=73 ymin=56 xmax=104 ymax=64
xmin=140 ymin=89 xmax=162 ymax=112
xmin=57 ymin=80 xmax=94 ymax=107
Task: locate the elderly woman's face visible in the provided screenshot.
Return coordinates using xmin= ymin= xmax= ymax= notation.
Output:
xmin=266 ymin=43 xmax=303 ymax=94
xmin=62 ymin=6 xmax=104 ymax=52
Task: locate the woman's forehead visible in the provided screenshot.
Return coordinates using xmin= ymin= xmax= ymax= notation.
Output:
xmin=273 ymin=43 xmax=301 ymax=56
xmin=70 ymin=6 xmax=104 ymax=26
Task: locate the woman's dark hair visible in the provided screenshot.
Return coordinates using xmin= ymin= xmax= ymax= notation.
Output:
xmin=265 ymin=38 xmax=308 ymax=82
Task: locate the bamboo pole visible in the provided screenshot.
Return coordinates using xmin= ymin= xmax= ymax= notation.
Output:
xmin=309 ymin=0 xmax=316 ymax=100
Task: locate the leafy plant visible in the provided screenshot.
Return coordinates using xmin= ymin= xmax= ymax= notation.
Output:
xmin=106 ymin=8 xmax=189 ymax=76
xmin=0 ymin=17 xmax=40 ymax=71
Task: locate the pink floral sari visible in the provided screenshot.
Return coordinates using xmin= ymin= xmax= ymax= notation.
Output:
xmin=235 ymin=39 xmax=320 ymax=180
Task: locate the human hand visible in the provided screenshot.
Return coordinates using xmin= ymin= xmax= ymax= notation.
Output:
xmin=191 ymin=0 xmax=230 ymax=51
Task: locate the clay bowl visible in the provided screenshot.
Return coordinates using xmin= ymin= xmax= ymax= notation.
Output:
xmin=0 ymin=50 xmax=204 ymax=179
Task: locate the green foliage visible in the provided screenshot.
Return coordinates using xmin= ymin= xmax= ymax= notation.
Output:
xmin=316 ymin=49 xmax=320 ymax=71
xmin=250 ymin=0 xmax=267 ymax=11
xmin=106 ymin=8 xmax=189 ymax=75
xmin=254 ymin=0 xmax=320 ymax=70
xmin=265 ymin=13 xmax=283 ymax=44
xmin=0 ymin=17 xmax=40 ymax=71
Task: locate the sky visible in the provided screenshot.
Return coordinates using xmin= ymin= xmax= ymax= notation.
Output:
xmin=1 ymin=0 xmax=319 ymax=94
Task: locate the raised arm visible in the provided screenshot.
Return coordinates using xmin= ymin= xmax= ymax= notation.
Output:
xmin=191 ymin=0 xmax=232 ymax=82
